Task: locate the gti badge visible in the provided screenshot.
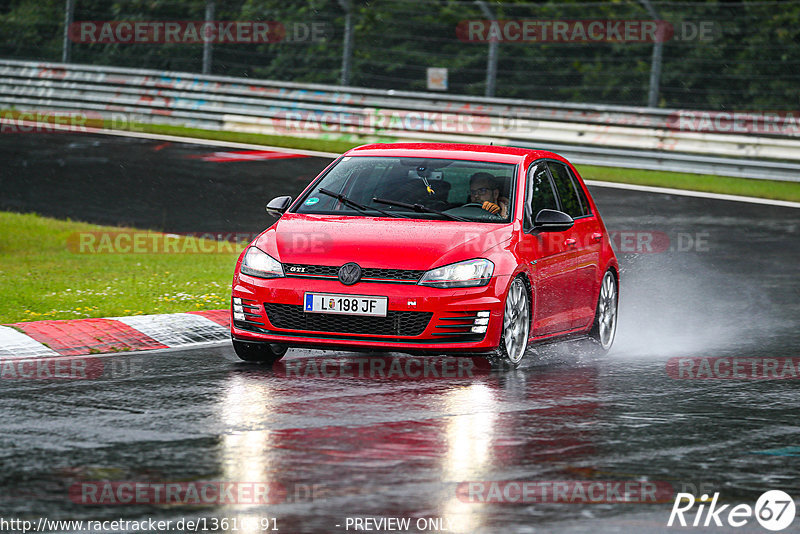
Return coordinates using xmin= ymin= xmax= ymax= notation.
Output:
xmin=338 ymin=262 xmax=362 ymax=285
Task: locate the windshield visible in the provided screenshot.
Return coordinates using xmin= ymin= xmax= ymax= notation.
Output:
xmin=294 ymin=156 xmax=516 ymax=223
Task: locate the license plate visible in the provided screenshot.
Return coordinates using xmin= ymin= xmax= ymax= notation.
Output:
xmin=304 ymin=292 xmax=388 ymax=317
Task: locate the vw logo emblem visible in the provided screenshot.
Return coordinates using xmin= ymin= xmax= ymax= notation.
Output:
xmin=338 ymin=262 xmax=362 ymax=285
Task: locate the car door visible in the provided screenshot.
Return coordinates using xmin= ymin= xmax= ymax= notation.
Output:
xmin=547 ymin=161 xmax=602 ymax=330
xmin=518 ymin=161 xmax=576 ymax=336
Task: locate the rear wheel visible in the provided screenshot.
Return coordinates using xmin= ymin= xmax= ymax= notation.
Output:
xmin=490 ymin=276 xmax=531 ymax=368
xmin=589 ymin=270 xmax=618 ymax=352
xmin=232 ymin=339 xmax=288 ymax=364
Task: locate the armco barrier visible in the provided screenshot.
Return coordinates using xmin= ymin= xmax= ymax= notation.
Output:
xmin=1 ymin=59 xmax=799 ymax=182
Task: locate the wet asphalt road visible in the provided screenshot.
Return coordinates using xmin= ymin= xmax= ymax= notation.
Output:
xmin=0 ymin=133 xmax=330 ymax=233
xmin=1 ymin=133 xmax=799 ymax=533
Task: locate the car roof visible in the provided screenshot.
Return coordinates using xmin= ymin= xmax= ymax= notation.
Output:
xmin=345 ymin=143 xmax=564 ymax=165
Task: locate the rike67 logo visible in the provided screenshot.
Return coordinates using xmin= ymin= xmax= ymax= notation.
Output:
xmin=668 ymin=490 xmax=796 ymax=531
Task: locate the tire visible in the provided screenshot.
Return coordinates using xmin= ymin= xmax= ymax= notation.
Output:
xmin=232 ymin=339 xmax=288 ymax=364
xmin=490 ymin=276 xmax=531 ymax=368
xmin=589 ymin=270 xmax=618 ymax=353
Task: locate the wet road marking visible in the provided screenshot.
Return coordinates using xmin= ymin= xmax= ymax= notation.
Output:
xmin=585 ymin=180 xmax=800 ymax=209
xmin=189 ymin=150 xmax=309 ymax=162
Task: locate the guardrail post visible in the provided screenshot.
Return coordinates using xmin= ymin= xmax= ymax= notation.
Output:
xmin=338 ymin=0 xmax=354 ymax=86
xmin=62 ymin=0 xmax=75 ymax=63
xmin=475 ymin=0 xmax=498 ymax=97
xmin=202 ymin=0 xmax=215 ymax=74
xmin=640 ymin=0 xmax=663 ymax=108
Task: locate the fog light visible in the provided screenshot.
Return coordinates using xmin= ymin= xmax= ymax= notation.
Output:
xmin=474 ymin=317 xmax=489 ymax=326
xmin=233 ymin=305 xmax=243 ymax=313
xmin=233 ymin=312 xmax=245 ymax=321
xmin=471 ymin=325 xmax=488 ymax=334
xmin=233 ymin=297 xmax=242 ymax=305
xmin=477 ymin=311 xmax=490 ymax=318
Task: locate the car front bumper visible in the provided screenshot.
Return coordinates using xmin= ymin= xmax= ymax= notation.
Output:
xmin=230 ymin=273 xmax=510 ymax=354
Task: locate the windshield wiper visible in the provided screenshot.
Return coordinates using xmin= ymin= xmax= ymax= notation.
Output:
xmin=318 ymin=189 xmax=408 ymax=219
xmin=372 ymin=197 xmax=468 ymax=222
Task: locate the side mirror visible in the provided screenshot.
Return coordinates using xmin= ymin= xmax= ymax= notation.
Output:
xmin=534 ymin=209 xmax=574 ymax=232
xmin=266 ymin=196 xmax=293 ymax=217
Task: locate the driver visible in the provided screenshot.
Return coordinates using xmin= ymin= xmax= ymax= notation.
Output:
xmin=469 ymin=172 xmax=508 ymax=218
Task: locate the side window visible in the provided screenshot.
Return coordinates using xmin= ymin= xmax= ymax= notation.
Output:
xmin=548 ymin=161 xmax=583 ymax=218
xmin=526 ymin=163 xmax=558 ymax=229
xmin=568 ymin=167 xmax=592 ymax=216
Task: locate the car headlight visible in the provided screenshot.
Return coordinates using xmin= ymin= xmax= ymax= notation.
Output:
xmin=240 ymin=246 xmax=284 ymax=278
xmin=418 ymin=258 xmax=494 ymax=288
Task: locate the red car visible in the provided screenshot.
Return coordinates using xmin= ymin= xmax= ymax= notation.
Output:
xmin=230 ymin=143 xmax=618 ymax=367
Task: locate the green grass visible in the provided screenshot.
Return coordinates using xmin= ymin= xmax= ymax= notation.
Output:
xmin=131 ymin=122 xmax=363 ymax=155
xmin=0 ymin=212 xmax=242 ymax=324
xmin=576 ymin=165 xmax=800 ymax=203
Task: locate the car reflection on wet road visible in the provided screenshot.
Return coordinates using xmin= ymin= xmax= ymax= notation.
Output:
xmin=2 ymin=331 xmax=799 ymax=533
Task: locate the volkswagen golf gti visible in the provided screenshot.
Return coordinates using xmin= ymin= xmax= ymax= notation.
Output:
xmin=230 ymin=143 xmax=619 ymax=367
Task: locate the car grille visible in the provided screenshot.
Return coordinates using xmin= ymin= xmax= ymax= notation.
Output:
xmin=264 ymin=303 xmax=432 ymax=336
xmin=283 ymin=264 xmax=424 ymax=284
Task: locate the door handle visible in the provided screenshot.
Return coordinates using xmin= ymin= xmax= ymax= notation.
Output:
xmin=564 ymin=238 xmax=577 ymax=248
xmin=591 ymin=232 xmax=603 ymax=242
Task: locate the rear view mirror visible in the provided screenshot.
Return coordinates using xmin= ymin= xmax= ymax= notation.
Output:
xmin=534 ymin=209 xmax=574 ymax=232
xmin=266 ymin=196 xmax=293 ymax=217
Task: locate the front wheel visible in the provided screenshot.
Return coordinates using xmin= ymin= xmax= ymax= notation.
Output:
xmin=232 ymin=339 xmax=288 ymax=364
xmin=589 ymin=270 xmax=618 ymax=352
xmin=490 ymin=276 xmax=531 ymax=368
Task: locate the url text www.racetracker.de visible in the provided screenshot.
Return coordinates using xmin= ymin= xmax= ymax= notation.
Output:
xmin=0 ymin=516 xmax=278 ymax=533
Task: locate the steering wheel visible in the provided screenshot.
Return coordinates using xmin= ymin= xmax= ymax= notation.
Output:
xmin=425 ymin=200 xmax=450 ymax=211
xmin=449 ymin=202 xmax=504 ymax=220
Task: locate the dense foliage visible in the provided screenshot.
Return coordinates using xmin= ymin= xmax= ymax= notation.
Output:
xmin=1 ymin=0 xmax=798 ymax=109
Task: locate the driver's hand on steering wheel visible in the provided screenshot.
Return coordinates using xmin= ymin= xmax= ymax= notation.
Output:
xmin=481 ymin=201 xmax=501 ymax=214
